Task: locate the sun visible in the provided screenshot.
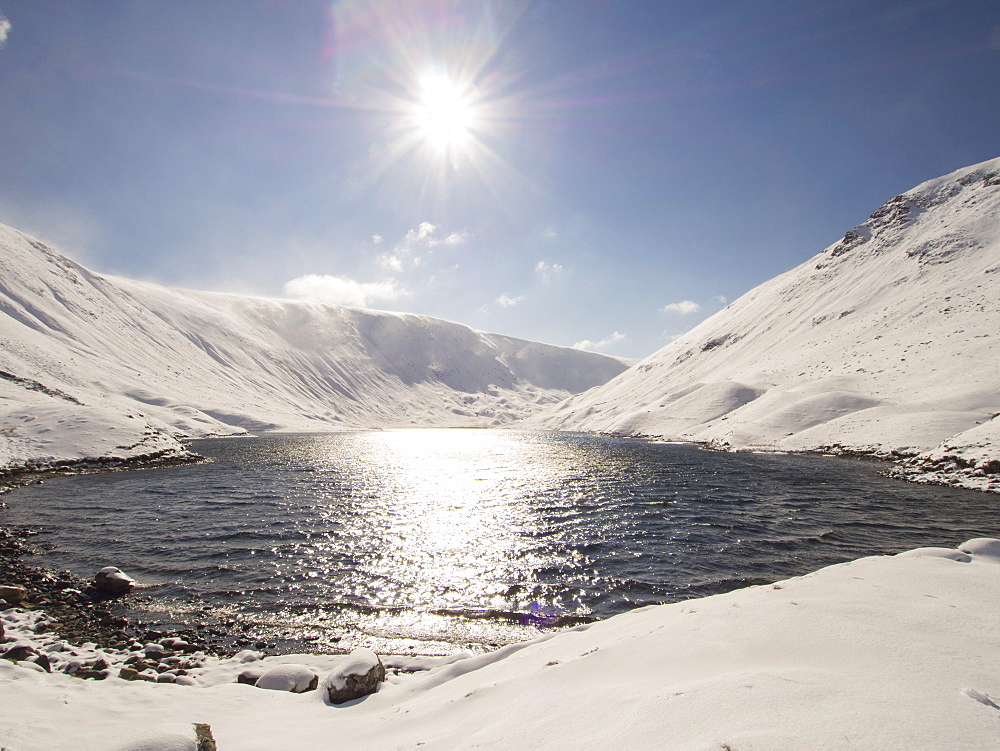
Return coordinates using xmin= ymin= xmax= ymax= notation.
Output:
xmin=412 ymin=73 xmax=476 ymax=152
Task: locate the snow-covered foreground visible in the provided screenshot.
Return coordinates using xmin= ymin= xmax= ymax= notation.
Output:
xmin=0 ymin=225 xmax=627 ymax=471
xmin=530 ymin=158 xmax=1000 ymax=492
xmin=2 ymin=539 xmax=999 ymax=750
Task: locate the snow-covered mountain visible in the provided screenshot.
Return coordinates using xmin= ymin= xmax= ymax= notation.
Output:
xmin=0 ymin=226 xmax=628 ymax=470
xmin=531 ymin=158 xmax=1000 ymax=492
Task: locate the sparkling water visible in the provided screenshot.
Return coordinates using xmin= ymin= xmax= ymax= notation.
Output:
xmin=5 ymin=430 xmax=997 ymax=655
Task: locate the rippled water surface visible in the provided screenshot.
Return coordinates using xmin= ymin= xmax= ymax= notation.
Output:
xmin=5 ymin=430 xmax=997 ymax=654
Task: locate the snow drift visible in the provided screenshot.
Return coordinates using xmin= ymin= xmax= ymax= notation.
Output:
xmin=0 ymin=226 xmax=628 ymax=470
xmin=530 ymin=158 xmax=1000 ymax=491
xmin=2 ymin=538 xmax=999 ymax=749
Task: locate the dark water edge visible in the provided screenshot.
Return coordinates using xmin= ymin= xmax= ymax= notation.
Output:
xmin=0 ymin=526 xmax=238 ymax=657
xmin=2 ymin=430 xmax=998 ymax=657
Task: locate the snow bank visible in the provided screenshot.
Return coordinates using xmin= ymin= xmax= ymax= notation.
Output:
xmin=2 ymin=538 xmax=998 ymax=749
xmin=0 ymin=382 xmax=192 ymax=472
xmin=530 ymin=158 xmax=1000 ymax=491
xmin=890 ymin=417 xmax=1000 ymax=493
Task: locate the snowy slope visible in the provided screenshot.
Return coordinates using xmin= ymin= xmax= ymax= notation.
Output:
xmin=0 ymin=226 xmax=628 ymax=470
xmin=2 ymin=539 xmax=999 ymax=749
xmin=531 ymin=158 xmax=1000 ymax=491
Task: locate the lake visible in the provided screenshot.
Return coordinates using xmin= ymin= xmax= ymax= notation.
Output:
xmin=4 ymin=430 xmax=997 ymax=655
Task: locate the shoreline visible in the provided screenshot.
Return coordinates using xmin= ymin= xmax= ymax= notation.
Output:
xmin=2 ymin=431 xmax=996 ymax=665
xmin=3 ymin=537 xmax=998 ymax=749
xmin=3 ymin=441 xmax=998 ymax=747
xmin=0 ymin=524 xmax=235 ymax=659
xmin=0 ymin=451 xmax=208 ymax=492
xmin=0 ymin=451 xmax=244 ymax=660
xmin=602 ymin=431 xmax=1000 ymax=494
xmin=5 ymin=427 xmax=998 ymax=495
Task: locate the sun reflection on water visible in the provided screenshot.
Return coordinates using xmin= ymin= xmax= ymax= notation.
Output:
xmin=323 ymin=429 xmax=559 ymax=612
xmin=261 ymin=428 xmax=598 ymax=652
xmin=10 ymin=429 xmax=1000 ymax=656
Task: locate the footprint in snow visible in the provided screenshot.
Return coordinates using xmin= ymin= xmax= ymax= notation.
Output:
xmin=963 ymin=688 xmax=1000 ymax=710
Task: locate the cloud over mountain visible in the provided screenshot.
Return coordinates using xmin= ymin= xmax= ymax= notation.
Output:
xmin=283 ymin=274 xmax=403 ymax=307
xmin=0 ymin=226 xmax=628 ymax=470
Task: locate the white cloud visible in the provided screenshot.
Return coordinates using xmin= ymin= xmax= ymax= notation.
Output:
xmin=409 ymin=221 xmax=437 ymax=242
xmin=663 ymin=300 xmax=701 ymax=315
xmin=0 ymin=14 xmax=10 ymax=48
xmin=534 ymin=260 xmax=564 ymax=280
xmin=378 ymin=222 xmax=470 ymax=273
xmin=372 ymin=234 xmax=383 ymax=245
xmin=713 ymin=294 xmax=728 ymax=305
xmin=573 ymin=331 xmax=626 ymax=351
xmin=496 ymin=293 xmax=525 ymax=308
xmin=376 ymin=252 xmax=404 ymax=272
xmin=443 ymin=230 xmax=470 ymax=246
xmin=399 ymin=222 xmax=470 ymax=249
xmin=283 ymin=274 xmax=402 ymax=308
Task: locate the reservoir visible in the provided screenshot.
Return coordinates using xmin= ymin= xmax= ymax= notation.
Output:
xmin=4 ymin=430 xmax=997 ymax=655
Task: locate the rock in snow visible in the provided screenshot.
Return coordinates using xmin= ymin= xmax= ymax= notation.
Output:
xmin=1 ymin=643 xmax=39 ymax=662
xmin=2 ymin=538 xmax=999 ymax=749
xmin=530 ymin=157 xmax=1000 ymax=491
xmin=323 ymin=648 xmax=386 ymax=704
xmin=236 ymin=666 xmax=267 ymax=686
xmin=254 ymin=664 xmax=319 ymax=693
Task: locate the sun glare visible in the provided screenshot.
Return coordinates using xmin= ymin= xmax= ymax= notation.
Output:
xmin=413 ymin=73 xmax=475 ymax=151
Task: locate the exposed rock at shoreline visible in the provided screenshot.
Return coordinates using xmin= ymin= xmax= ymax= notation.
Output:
xmin=0 ymin=526 xmax=220 ymax=660
xmin=94 ymin=567 xmax=136 ymax=596
xmin=0 ymin=584 xmax=26 ymax=606
xmin=0 ymin=451 xmax=208 ymax=492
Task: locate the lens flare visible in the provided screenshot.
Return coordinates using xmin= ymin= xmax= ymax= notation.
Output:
xmin=324 ymin=0 xmax=535 ymax=209
xmin=413 ymin=73 xmax=475 ymax=151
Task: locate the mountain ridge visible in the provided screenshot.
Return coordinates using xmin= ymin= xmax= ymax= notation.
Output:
xmin=528 ymin=157 xmax=1000 ymax=492
xmin=0 ymin=225 xmax=628 ymax=470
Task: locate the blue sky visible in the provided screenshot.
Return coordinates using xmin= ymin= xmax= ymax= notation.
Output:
xmin=0 ymin=1 xmax=997 ymax=358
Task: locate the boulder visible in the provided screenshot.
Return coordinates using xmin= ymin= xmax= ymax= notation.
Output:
xmin=0 ymin=584 xmax=27 ymax=606
xmin=255 ymin=664 xmax=319 ymax=693
xmin=73 ymin=667 xmax=110 ymax=680
xmin=323 ymin=649 xmax=385 ymax=704
xmin=236 ymin=666 xmax=267 ymax=686
xmin=2 ymin=643 xmax=38 ymax=662
xmin=94 ymin=567 xmax=135 ymax=596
